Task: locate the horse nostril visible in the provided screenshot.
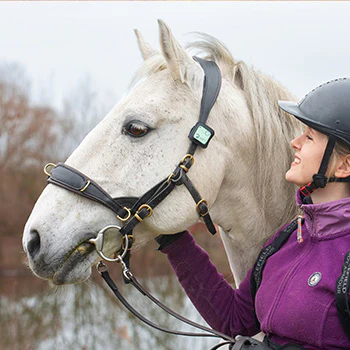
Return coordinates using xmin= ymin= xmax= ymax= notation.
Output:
xmin=27 ymin=229 xmax=41 ymax=258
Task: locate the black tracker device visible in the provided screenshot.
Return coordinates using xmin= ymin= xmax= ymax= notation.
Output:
xmin=188 ymin=122 xmax=215 ymax=148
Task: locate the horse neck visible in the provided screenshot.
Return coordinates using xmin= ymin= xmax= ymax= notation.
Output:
xmin=212 ymin=173 xmax=297 ymax=285
xmin=209 ymin=81 xmax=299 ymax=285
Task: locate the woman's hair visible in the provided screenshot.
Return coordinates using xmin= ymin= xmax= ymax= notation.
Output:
xmin=334 ymin=140 xmax=350 ymax=159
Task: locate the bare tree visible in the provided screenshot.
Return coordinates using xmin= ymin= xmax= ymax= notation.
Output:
xmin=0 ymin=63 xmax=57 ymax=169
xmin=57 ymin=75 xmax=108 ymax=158
xmin=0 ymin=63 xmax=57 ymax=236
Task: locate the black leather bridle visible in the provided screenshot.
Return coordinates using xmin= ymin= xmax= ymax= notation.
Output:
xmin=44 ymin=56 xmax=221 ymax=249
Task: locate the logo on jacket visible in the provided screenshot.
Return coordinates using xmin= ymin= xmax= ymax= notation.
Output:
xmin=308 ymin=272 xmax=322 ymax=287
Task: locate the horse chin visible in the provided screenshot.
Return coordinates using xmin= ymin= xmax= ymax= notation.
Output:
xmin=51 ymin=242 xmax=98 ymax=285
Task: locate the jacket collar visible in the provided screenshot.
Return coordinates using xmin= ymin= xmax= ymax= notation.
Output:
xmin=296 ymin=189 xmax=350 ymax=240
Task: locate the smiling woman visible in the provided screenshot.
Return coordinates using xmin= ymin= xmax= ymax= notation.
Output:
xmin=285 ymin=127 xmax=329 ymax=187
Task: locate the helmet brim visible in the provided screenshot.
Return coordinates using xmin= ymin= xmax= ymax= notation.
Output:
xmin=278 ymin=100 xmax=325 ymax=131
xmin=278 ymin=100 xmax=350 ymax=147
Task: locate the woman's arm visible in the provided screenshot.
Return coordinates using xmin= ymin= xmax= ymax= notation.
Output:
xmin=159 ymin=231 xmax=259 ymax=337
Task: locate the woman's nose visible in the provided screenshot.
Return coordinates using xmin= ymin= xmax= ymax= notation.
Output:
xmin=290 ymin=135 xmax=302 ymax=150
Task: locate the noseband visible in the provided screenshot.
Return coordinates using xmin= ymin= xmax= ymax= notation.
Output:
xmin=44 ymin=57 xmax=221 ymax=255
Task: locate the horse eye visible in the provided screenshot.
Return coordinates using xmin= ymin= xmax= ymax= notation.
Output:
xmin=122 ymin=121 xmax=150 ymax=138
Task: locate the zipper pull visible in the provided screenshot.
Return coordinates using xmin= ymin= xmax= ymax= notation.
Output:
xmin=297 ymin=215 xmax=304 ymax=244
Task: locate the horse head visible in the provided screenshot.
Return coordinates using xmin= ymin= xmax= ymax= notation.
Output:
xmin=23 ymin=20 xmax=301 ymax=286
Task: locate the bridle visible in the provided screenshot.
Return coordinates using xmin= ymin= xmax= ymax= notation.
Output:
xmin=43 ymin=57 xmax=236 ymax=347
xmin=44 ymin=56 xmax=220 ymax=254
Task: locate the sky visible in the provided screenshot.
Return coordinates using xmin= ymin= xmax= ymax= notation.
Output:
xmin=1 ymin=1 xmax=350 ymax=112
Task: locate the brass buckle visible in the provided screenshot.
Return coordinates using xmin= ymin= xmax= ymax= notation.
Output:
xmin=43 ymin=163 xmax=56 ymax=176
xmin=117 ymin=207 xmax=131 ymax=222
xmin=196 ymin=199 xmax=209 ymax=216
xmin=180 ymin=154 xmax=194 ymax=173
xmin=135 ymin=204 xmax=153 ymax=222
xmin=167 ymin=173 xmax=175 ymax=183
xmin=121 ymin=234 xmax=135 ymax=250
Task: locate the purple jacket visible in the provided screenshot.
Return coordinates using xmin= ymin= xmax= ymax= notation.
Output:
xmin=161 ymin=191 xmax=350 ymax=349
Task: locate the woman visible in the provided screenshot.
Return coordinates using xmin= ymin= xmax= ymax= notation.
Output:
xmin=156 ymin=78 xmax=350 ymax=349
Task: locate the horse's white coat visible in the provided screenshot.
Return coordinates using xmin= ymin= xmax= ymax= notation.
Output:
xmin=23 ymin=20 xmax=301 ymax=286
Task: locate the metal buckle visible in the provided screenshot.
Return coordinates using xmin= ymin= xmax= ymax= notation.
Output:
xmin=117 ymin=207 xmax=131 ymax=222
xmin=134 ymin=204 xmax=153 ymax=222
xmin=180 ymin=154 xmax=194 ymax=172
xmin=196 ymin=199 xmax=209 ymax=216
xmin=43 ymin=163 xmax=56 ymax=176
xmin=167 ymin=173 xmax=175 ymax=183
xmin=121 ymin=234 xmax=135 ymax=250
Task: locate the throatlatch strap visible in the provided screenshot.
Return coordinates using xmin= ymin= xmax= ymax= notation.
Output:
xmin=336 ymin=252 xmax=350 ymax=341
xmin=179 ymin=173 xmax=216 ymax=234
xmin=250 ymin=220 xmax=299 ymax=328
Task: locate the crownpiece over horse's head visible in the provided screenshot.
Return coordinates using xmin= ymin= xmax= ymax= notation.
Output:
xmin=23 ymin=20 xmax=300 ymax=286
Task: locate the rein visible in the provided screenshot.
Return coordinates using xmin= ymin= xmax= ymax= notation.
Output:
xmin=43 ymin=57 xmax=234 ymax=347
xmin=97 ymin=261 xmax=235 ymax=345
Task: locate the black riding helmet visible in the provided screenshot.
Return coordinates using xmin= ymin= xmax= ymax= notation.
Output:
xmin=278 ymin=78 xmax=350 ymax=197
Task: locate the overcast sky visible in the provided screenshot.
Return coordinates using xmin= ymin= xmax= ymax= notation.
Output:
xmin=1 ymin=1 xmax=350 ymax=111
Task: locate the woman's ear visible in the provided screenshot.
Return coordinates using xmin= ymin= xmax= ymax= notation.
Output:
xmin=334 ymin=155 xmax=350 ymax=178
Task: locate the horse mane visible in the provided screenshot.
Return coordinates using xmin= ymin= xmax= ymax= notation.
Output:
xmin=131 ymin=33 xmax=301 ymax=229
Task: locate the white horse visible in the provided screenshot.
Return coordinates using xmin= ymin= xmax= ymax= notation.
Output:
xmin=23 ymin=20 xmax=301 ymax=287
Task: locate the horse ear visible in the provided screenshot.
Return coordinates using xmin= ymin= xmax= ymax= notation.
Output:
xmin=158 ymin=19 xmax=198 ymax=84
xmin=134 ymin=29 xmax=158 ymax=60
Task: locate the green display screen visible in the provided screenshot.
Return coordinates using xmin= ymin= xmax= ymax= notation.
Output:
xmin=194 ymin=125 xmax=212 ymax=145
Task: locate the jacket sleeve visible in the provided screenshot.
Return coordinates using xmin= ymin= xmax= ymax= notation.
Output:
xmin=160 ymin=231 xmax=260 ymax=337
